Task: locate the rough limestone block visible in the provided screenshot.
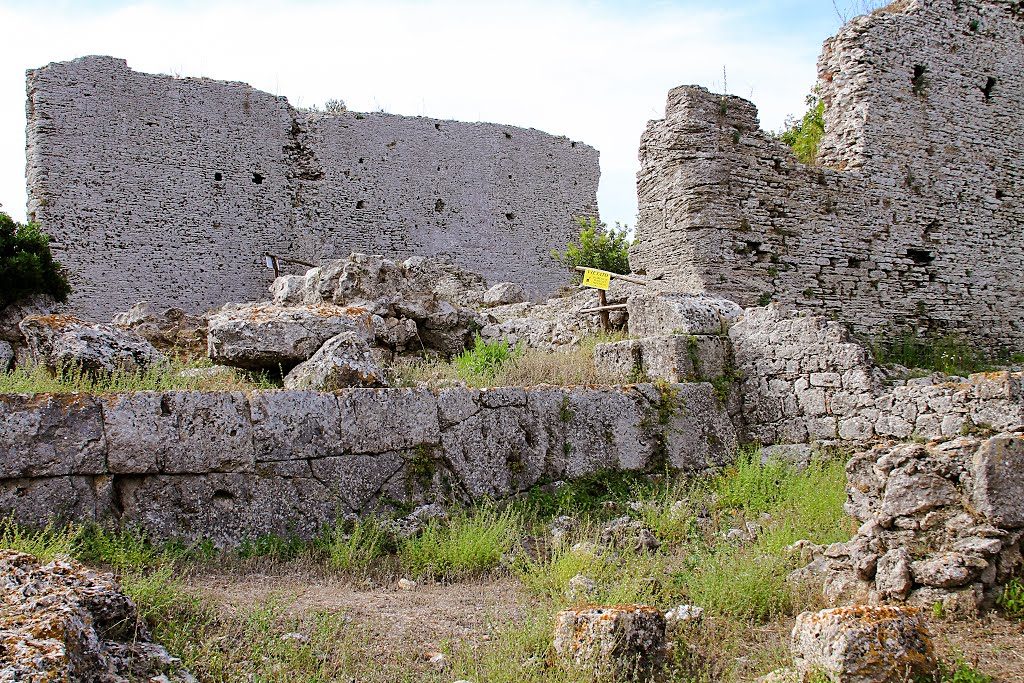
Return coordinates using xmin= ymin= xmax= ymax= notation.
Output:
xmin=552 ymin=605 xmax=666 ymax=677
xmin=249 ymin=390 xmax=344 ymax=462
xmin=640 ymin=334 xmax=731 ymax=383
xmin=972 ymin=434 xmax=1024 ymax=528
xmin=627 ymin=292 xmax=742 ymax=338
xmin=19 ymin=315 xmax=166 ymax=374
xmin=791 ymin=606 xmax=936 ymax=683
xmin=282 ymin=332 xmax=387 ymax=390
xmin=593 ymin=340 xmax=642 ymax=382
xmin=113 ymin=473 xmax=342 ymax=546
xmin=307 ymin=451 xmax=406 ymax=512
xmin=336 ymin=389 xmax=440 ymax=454
xmin=206 ymin=303 xmax=373 ymax=371
xmin=0 ymin=394 xmax=106 ymax=477
xmin=655 ymin=383 xmax=738 ymax=471
xmin=102 ymin=392 xmax=254 ymax=474
xmin=0 ymin=476 xmax=109 ymax=527
xmin=556 ymin=387 xmax=657 ymax=478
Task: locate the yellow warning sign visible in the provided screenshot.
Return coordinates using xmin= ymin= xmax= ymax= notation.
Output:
xmin=581 ymin=268 xmax=612 ymax=291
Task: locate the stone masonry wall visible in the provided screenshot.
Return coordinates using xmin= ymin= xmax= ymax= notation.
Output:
xmin=26 ymin=56 xmax=599 ymax=319
xmin=730 ymin=305 xmax=1024 ymax=445
xmin=631 ymin=0 xmax=1024 ymax=350
xmin=0 ymin=383 xmax=735 ymax=546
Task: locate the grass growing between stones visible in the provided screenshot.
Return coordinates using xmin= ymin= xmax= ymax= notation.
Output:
xmin=0 ymin=452 xmax=1006 ymax=682
xmin=394 ymin=333 xmax=626 ymax=388
xmin=866 ymin=332 xmax=1024 ymax=377
xmin=0 ymin=359 xmax=276 ymax=393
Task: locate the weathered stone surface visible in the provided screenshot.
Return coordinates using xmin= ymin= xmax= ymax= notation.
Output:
xmin=791 ymin=606 xmax=936 ymax=683
xmin=552 ymin=605 xmax=666 ymax=677
xmin=28 ymin=56 xmax=598 ymax=319
xmin=283 ymin=332 xmax=387 ymax=390
xmin=632 ymin=1 xmax=1024 ymax=351
xmin=483 ymin=282 xmax=526 ymax=306
xmin=0 ymin=294 xmax=55 ymax=345
xmin=102 ymin=391 xmax=255 ymax=474
xmin=660 ymin=382 xmax=739 ymax=471
xmin=641 ymin=334 xmax=731 ymax=383
xmin=972 ymin=433 xmax=1024 ymax=528
xmin=0 ymin=551 xmax=195 ymax=682
xmin=875 ymin=548 xmax=913 ymax=601
xmin=112 ymin=301 xmax=207 ymax=354
xmin=481 ymin=286 xmax=628 ymax=350
xmin=19 ymin=314 xmax=166 ymax=374
xmin=0 ymin=394 xmax=106 ymax=477
xmin=880 ymin=470 xmax=959 ymax=519
xmin=337 ymin=389 xmax=440 ymax=454
xmin=0 ymin=341 xmax=12 ymax=371
xmin=592 ymin=339 xmax=642 ymax=381
xmin=910 ymin=553 xmax=981 ymax=590
xmin=206 ymin=303 xmax=372 ymax=370
xmin=0 ymin=476 xmax=109 ymax=528
xmin=627 ymin=291 xmax=742 ymax=338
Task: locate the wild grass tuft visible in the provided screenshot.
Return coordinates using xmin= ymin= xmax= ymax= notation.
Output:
xmin=867 ymin=332 xmax=997 ymax=377
xmin=400 ymin=505 xmax=521 ymax=581
xmin=314 ymin=517 xmax=394 ymax=574
xmin=0 ymin=359 xmax=276 ymax=394
xmin=0 ymin=515 xmax=79 ymax=561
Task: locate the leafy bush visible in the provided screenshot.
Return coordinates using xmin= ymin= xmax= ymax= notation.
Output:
xmin=454 ymin=335 xmax=518 ymax=381
xmin=778 ymin=93 xmax=825 ymax=165
xmin=997 ymin=577 xmax=1024 ymax=619
xmin=0 ymin=211 xmax=71 ymax=308
xmin=551 ymin=216 xmax=631 ymax=278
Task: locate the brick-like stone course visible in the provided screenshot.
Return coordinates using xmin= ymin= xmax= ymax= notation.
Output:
xmin=26 ymin=56 xmax=599 ymax=319
xmin=632 ymin=0 xmax=1024 ymax=351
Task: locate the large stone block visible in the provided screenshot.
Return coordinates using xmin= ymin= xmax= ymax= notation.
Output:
xmin=552 ymin=605 xmax=666 ymax=677
xmin=103 ymin=392 xmax=254 ymax=474
xmin=972 ymin=433 xmax=1024 ymax=528
xmin=627 ymin=292 xmax=742 ymax=338
xmin=249 ymin=390 xmax=345 ymax=462
xmin=657 ymin=383 xmax=739 ymax=471
xmin=206 ymin=303 xmax=373 ymax=370
xmin=0 ymin=476 xmax=110 ymax=527
xmin=640 ymin=334 xmax=731 ymax=383
xmin=0 ymin=394 xmax=106 ymax=477
xmin=791 ymin=606 xmax=936 ymax=683
xmin=337 ymin=388 xmax=440 ymax=454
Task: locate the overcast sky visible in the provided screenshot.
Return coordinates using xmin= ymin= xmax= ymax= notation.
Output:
xmin=0 ymin=0 xmax=860 ymax=228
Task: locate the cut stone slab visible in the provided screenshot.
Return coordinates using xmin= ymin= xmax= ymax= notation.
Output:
xmin=483 ymin=282 xmax=526 ymax=306
xmin=0 ymin=394 xmax=106 ymax=478
xmin=791 ymin=606 xmax=936 ymax=683
xmin=552 ymin=605 xmax=666 ymax=677
xmin=206 ymin=303 xmax=372 ymax=370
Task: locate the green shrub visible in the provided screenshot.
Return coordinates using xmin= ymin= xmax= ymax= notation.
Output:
xmin=399 ymin=506 xmax=521 ymax=580
xmin=551 ymin=216 xmax=631 ymax=278
xmin=0 ymin=515 xmax=78 ymax=561
xmin=997 ymin=577 xmax=1024 ymax=619
xmin=0 ymin=211 xmax=71 ymax=308
xmin=778 ymin=94 xmax=825 ymax=165
xmin=935 ymin=658 xmax=994 ymax=683
xmin=454 ymin=335 xmax=518 ymax=381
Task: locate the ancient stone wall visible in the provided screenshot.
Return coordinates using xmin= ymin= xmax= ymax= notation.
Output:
xmin=0 ymin=383 xmax=735 ymax=545
xmin=26 ymin=56 xmax=599 ymax=320
xmin=730 ymin=306 xmax=1024 ymax=445
xmin=632 ymin=0 xmax=1024 ymax=350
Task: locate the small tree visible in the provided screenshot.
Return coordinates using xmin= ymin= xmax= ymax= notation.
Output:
xmin=551 ymin=217 xmax=632 ymax=279
xmin=778 ymin=93 xmax=825 ymax=165
xmin=0 ymin=211 xmax=71 ymax=308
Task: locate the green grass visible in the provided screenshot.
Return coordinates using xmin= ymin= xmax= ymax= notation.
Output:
xmin=866 ymin=333 xmax=998 ymax=377
xmin=0 ymin=515 xmax=78 ymax=561
xmin=314 ymin=516 xmax=394 ymax=574
xmin=399 ymin=505 xmax=522 ymax=581
xmin=996 ymin=576 xmax=1024 ymax=619
xmin=0 ymin=359 xmax=276 ymax=394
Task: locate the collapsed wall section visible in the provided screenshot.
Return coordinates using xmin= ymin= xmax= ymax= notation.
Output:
xmin=26 ymin=56 xmax=600 ymax=319
xmin=631 ymin=0 xmax=1024 ymax=350
xmin=0 ymin=384 xmax=736 ymax=545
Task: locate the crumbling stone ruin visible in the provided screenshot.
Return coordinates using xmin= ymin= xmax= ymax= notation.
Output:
xmin=632 ymin=0 xmax=1024 ymax=350
xmin=26 ymin=56 xmax=599 ymax=319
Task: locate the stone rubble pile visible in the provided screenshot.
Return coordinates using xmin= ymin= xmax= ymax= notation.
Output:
xmin=0 ymin=550 xmax=195 ymax=682
xmin=18 ymin=314 xmax=166 ymax=375
xmin=792 ymin=431 xmax=1024 ymax=617
xmin=112 ymin=301 xmax=208 ymax=355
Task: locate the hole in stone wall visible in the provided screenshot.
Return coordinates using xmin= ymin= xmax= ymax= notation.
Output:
xmin=504 ymin=132 xmax=513 ymax=139
xmin=996 ymin=189 xmax=1006 ymax=200
xmin=435 ymin=199 xmax=445 ymax=213
xmin=212 ymin=489 xmax=235 ymax=501
xmin=505 ymin=212 xmax=516 ymax=221
xmin=214 ymin=172 xmax=223 ymax=182
xmin=435 ymin=123 xmax=441 ymax=130
xmin=571 ymin=141 xmax=577 ymax=148
xmin=160 ymin=396 xmax=171 ymax=416
xmin=848 ymin=257 xmax=862 ymax=269
xmin=356 ymin=200 xmax=365 ymax=209
xmin=252 ymin=172 xmax=264 ymax=184
xmin=358 ymin=158 xmax=365 ymax=164
xmin=911 ymin=65 xmax=928 ymax=96
xmin=907 ymin=248 xmax=935 ymax=265
xmin=981 ymin=76 xmax=997 ymax=101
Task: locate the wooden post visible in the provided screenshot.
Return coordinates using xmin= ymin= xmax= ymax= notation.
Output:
xmin=597 ymin=289 xmax=611 ymax=331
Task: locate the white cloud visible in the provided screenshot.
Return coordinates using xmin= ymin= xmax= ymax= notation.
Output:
xmin=0 ymin=0 xmax=823 ymax=228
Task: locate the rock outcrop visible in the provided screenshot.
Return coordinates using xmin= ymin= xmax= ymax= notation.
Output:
xmin=552 ymin=605 xmax=666 ymax=677
xmin=18 ymin=314 xmax=166 ymax=374
xmin=112 ymin=301 xmax=208 ymax=355
xmin=0 ymin=550 xmax=194 ymax=682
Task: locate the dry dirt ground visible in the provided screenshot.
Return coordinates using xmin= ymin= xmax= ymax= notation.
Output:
xmin=186 ymin=569 xmax=1024 ymax=682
